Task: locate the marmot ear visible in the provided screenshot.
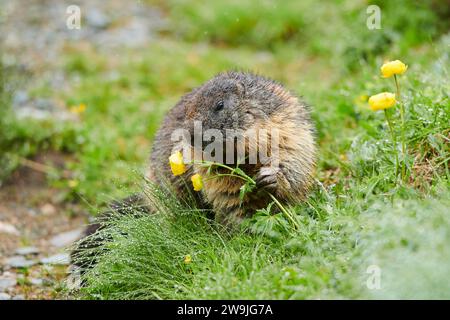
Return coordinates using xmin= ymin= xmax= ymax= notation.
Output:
xmin=183 ymin=88 xmax=203 ymax=119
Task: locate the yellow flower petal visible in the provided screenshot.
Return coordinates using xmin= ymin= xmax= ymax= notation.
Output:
xmin=169 ymin=151 xmax=187 ymax=176
xmin=368 ymin=92 xmax=396 ymax=111
xmin=184 ymin=255 xmax=192 ymax=264
xmin=78 ymin=103 xmax=86 ymax=113
xmin=68 ymin=179 xmax=79 ymax=188
xmin=380 ymin=60 xmax=408 ymax=78
xmin=70 ymin=103 xmax=87 ymax=114
xmin=191 ymin=173 xmax=203 ymax=191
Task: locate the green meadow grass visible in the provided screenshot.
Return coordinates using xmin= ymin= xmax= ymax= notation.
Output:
xmin=1 ymin=1 xmax=449 ymax=299
xmin=75 ymin=34 xmax=449 ymax=299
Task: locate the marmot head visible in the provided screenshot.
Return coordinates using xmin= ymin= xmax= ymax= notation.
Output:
xmin=183 ymin=71 xmax=297 ymax=143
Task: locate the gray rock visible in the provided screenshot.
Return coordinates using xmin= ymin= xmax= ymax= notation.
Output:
xmin=85 ymin=9 xmax=111 ymax=30
xmin=12 ymin=90 xmax=29 ymax=106
xmin=14 ymin=98 xmax=74 ymax=122
xmin=12 ymin=294 xmax=25 ymax=300
xmin=49 ymin=228 xmax=84 ymax=248
xmin=15 ymin=107 xmax=53 ymax=120
xmin=0 ymin=277 xmax=17 ymax=291
xmin=40 ymin=203 xmax=56 ymax=215
xmin=40 ymin=253 xmax=70 ymax=265
xmin=66 ymin=274 xmax=81 ymax=291
xmin=0 ymin=292 xmax=11 ymax=300
xmin=29 ymin=278 xmax=43 ymax=286
xmin=0 ymin=221 xmax=19 ymax=236
xmin=5 ymin=256 xmax=36 ymax=268
xmin=15 ymin=246 xmax=40 ymax=256
xmin=33 ymin=98 xmax=54 ymax=110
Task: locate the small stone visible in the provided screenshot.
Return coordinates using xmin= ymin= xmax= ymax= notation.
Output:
xmin=15 ymin=246 xmax=40 ymax=256
xmin=0 ymin=292 xmax=11 ymax=300
xmin=40 ymin=253 xmax=70 ymax=265
xmin=12 ymin=90 xmax=29 ymax=106
xmin=0 ymin=221 xmax=19 ymax=236
xmin=12 ymin=294 xmax=25 ymax=300
xmin=41 ymin=203 xmax=56 ymax=215
xmin=29 ymin=278 xmax=43 ymax=286
xmin=2 ymin=271 xmax=14 ymax=277
xmin=33 ymin=98 xmax=55 ymax=110
xmin=26 ymin=208 xmax=38 ymax=216
xmin=5 ymin=256 xmax=36 ymax=268
xmin=0 ymin=277 xmax=17 ymax=291
xmin=49 ymin=228 xmax=84 ymax=248
xmin=66 ymin=273 xmax=82 ymax=291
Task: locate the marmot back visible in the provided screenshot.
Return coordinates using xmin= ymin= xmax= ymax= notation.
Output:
xmin=148 ymin=71 xmax=316 ymax=226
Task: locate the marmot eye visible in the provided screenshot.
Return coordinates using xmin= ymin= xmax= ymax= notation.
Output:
xmin=215 ymin=100 xmax=224 ymax=111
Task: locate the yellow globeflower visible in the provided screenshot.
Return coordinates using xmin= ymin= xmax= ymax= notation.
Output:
xmin=191 ymin=173 xmax=203 ymax=191
xmin=70 ymin=103 xmax=87 ymax=114
xmin=169 ymin=151 xmax=187 ymax=176
xmin=68 ymin=179 xmax=79 ymax=188
xmin=380 ymin=60 xmax=408 ymax=78
xmin=184 ymin=255 xmax=192 ymax=264
xmin=368 ymin=92 xmax=396 ymax=111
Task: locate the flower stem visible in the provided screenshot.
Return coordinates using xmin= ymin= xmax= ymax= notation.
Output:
xmin=394 ymin=75 xmax=401 ymax=98
xmin=384 ymin=108 xmax=399 ymax=178
xmin=394 ymin=75 xmax=407 ymax=182
xmin=268 ymin=193 xmax=300 ymax=230
xmin=204 ymin=173 xmax=248 ymax=182
xmin=195 ymin=160 xmax=256 ymax=184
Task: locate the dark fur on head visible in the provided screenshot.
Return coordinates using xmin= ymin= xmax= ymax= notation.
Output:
xmin=183 ymin=71 xmax=312 ymax=136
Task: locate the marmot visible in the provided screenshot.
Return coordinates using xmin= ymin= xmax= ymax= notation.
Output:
xmin=148 ymin=71 xmax=316 ymax=225
xmin=72 ymin=71 xmax=316 ymax=270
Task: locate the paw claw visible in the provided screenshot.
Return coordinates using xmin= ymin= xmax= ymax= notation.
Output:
xmin=255 ymin=166 xmax=279 ymax=190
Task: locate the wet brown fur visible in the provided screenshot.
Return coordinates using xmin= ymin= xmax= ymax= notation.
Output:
xmin=148 ymin=71 xmax=316 ymax=226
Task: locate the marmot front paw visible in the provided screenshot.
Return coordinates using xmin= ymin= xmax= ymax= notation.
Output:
xmin=255 ymin=166 xmax=280 ymax=192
